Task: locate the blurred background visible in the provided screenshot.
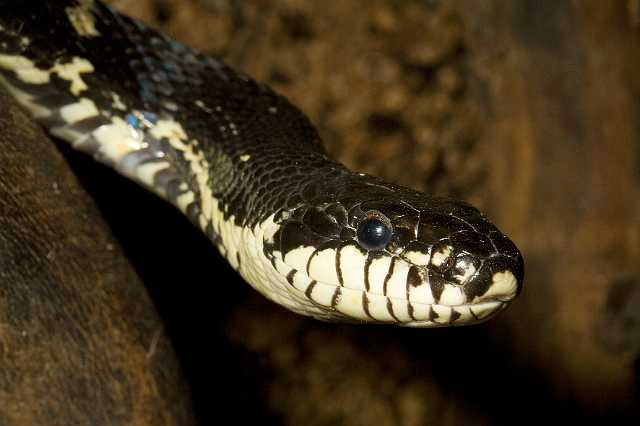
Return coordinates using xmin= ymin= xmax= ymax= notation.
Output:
xmin=5 ymin=0 xmax=638 ymax=424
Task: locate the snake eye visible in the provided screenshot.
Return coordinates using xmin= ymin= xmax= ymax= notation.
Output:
xmin=357 ymin=211 xmax=393 ymax=251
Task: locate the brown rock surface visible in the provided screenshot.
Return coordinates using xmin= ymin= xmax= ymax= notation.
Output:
xmin=0 ymin=88 xmax=195 ymax=425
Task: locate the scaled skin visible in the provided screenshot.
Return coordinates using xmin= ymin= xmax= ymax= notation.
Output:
xmin=0 ymin=1 xmax=524 ymax=326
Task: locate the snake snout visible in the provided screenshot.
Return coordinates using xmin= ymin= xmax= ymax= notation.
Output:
xmin=472 ymin=229 xmax=524 ymax=301
xmin=420 ymin=227 xmax=523 ymax=322
xmin=462 ymin=253 xmax=523 ymax=305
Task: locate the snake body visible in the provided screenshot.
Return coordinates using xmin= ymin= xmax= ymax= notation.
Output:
xmin=0 ymin=0 xmax=524 ymax=327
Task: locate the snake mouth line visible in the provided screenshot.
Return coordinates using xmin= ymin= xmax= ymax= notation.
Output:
xmin=308 ymin=276 xmax=506 ymax=326
xmin=267 ymin=246 xmax=510 ymax=326
xmin=400 ymin=300 xmax=507 ymax=328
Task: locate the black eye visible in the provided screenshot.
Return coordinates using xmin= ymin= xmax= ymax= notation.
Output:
xmin=357 ymin=211 xmax=393 ymax=251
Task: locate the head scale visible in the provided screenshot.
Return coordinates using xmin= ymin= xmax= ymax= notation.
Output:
xmin=263 ymin=172 xmax=524 ymax=327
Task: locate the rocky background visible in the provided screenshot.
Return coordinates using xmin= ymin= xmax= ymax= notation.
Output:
xmin=2 ymin=0 xmax=639 ymax=425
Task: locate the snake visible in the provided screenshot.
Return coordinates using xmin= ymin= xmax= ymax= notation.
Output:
xmin=0 ymin=0 xmax=524 ymax=327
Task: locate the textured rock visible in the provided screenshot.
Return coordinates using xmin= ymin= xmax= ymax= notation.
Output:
xmin=0 ymin=87 xmax=195 ymax=425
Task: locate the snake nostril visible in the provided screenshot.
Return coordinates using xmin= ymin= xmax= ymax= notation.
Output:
xmin=448 ymin=253 xmax=480 ymax=285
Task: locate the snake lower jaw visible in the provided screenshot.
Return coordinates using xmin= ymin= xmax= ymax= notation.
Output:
xmin=399 ymin=300 xmax=507 ymax=328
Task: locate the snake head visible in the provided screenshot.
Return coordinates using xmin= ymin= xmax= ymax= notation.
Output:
xmin=262 ymin=172 xmax=524 ymax=327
